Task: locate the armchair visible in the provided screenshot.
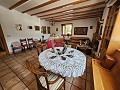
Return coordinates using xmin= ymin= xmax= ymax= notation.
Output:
xmin=11 ymin=41 xmax=23 ymax=54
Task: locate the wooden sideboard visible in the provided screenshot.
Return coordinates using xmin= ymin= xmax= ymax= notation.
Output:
xmin=70 ymin=37 xmax=90 ymax=44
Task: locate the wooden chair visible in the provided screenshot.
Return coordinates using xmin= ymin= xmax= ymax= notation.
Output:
xmin=36 ymin=42 xmax=43 ymax=56
xmin=20 ymin=38 xmax=29 ymax=50
xmin=11 ymin=41 xmax=23 ymax=54
xmin=27 ymin=38 xmax=34 ymax=49
xmin=54 ymin=38 xmax=65 ymax=47
xmin=26 ymin=60 xmax=65 ymax=90
xmin=67 ymin=43 xmax=78 ymax=49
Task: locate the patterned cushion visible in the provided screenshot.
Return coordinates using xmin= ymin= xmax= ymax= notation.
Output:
xmin=12 ymin=42 xmax=21 ymax=47
xmin=39 ymin=73 xmax=64 ymax=90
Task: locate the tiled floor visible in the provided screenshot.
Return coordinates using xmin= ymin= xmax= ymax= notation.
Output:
xmin=0 ymin=48 xmax=94 ymax=90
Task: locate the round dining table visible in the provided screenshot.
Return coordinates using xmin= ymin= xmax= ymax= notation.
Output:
xmin=39 ymin=47 xmax=86 ymax=77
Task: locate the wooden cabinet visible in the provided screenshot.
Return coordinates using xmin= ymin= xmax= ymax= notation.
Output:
xmin=99 ymin=1 xmax=120 ymax=60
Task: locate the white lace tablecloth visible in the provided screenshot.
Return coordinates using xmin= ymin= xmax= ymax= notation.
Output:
xmin=39 ymin=47 xmax=86 ymax=77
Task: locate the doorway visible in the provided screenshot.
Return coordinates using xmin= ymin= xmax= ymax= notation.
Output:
xmin=0 ymin=24 xmax=9 ymax=57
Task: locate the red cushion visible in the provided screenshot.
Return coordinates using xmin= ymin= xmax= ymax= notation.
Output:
xmin=46 ymin=40 xmax=53 ymax=48
xmin=54 ymin=43 xmax=64 ymax=47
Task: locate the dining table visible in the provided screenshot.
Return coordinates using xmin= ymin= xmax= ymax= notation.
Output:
xmin=39 ymin=47 xmax=86 ymax=77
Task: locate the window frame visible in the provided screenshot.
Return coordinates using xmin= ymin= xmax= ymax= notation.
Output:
xmin=61 ymin=23 xmax=73 ymax=36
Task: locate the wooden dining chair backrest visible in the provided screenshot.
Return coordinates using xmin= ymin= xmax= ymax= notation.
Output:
xmin=27 ymin=38 xmax=34 ymax=44
xmin=26 ymin=60 xmax=49 ymax=90
xmin=69 ymin=43 xmax=78 ymax=49
xmin=36 ymin=43 xmax=43 ymax=56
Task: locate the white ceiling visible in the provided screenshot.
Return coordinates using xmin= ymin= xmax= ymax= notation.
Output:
xmin=0 ymin=0 xmax=106 ymax=22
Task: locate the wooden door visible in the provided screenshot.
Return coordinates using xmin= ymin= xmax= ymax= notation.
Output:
xmin=0 ymin=24 xmax=9 ymax=56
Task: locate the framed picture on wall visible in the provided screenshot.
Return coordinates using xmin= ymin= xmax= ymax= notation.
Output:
xmin=15 ymin=24 xmax=22 ymax=31
xmin=41 ymin=26 xmax=46 ymax=34
xmin=34 ymin=26 xmax=40 ymax=31
xmin=74 ymin=27 xmax=88 ymax=35
xmin=47 ymin=27 xmax=51 ymax=34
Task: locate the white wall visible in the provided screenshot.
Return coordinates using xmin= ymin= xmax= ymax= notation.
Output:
xmin=53 ymin=18 xmax=97 ymax=41
xmin=0 ymin=6 xmax=51 ymax=53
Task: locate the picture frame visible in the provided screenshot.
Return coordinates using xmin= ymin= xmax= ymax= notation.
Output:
xmin=74 ymin=27 xmax=88 ymax=35
xmin=90 ymin=26 xmax=93 ymax=29
xmin=28 ymin=26 xmax=32 ymax=29
xmin=15 ymin=24 xmax=22 ymax=31
xmin=47 ymin=27 xmax=51 ymax=34
xmin=41 ymin=26 xmax=46 ymax=34
xmin=56 ymin=28 xmax=58 ymax=31
xmin=34 ymin=26 xmax=40 ymax=31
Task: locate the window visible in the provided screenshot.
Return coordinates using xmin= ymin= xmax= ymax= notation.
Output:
xmin=61 ymin=23 xmax=72 ymax=35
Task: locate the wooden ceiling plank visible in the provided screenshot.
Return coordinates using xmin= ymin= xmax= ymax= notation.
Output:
xmin=31 ymin=0 xmax=88 ymax=16
xmin=40 ymin=7 xmax=104 ymax=19
xmin=57 ymin=14 xmax=102 ymax=20
xmin=37 ymin=1 xmax=105 ymax=17
xmin=42 ymin=11 xmax=102 ymax=20
xmin=22 ymin=0 xmax=59 ymax=13
xmin=45 ymin=13 xmax=102 ymax=21
xmin=9 ymin=0 xmax=29 ymax=10
xmin=57 ymin=17 xmax=96 ymax=22
xmin=52 ymin=12 xmax=103 ymax=19
xmin=55 ymin=15 xmax=102 ymax=22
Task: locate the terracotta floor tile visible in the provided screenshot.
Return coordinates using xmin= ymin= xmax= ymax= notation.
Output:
xmin=28 ymin=80 xmax=38 ymax=90
xmin=0 ymin=65 xmax=9 ymax=72
xmin=25 ymin=55 xmax=33 ymax=60
xmin=71 ymin=85 xmax=82 ymax=90
xmin=13 ymin=66 xmax=27 ymax=75
xmin=5 ymin=60 xmax=19 ymax=66
xmin=0 ymin=63 xmax=6 ymax=68
xmin=65 ymin=82 xmax=72 ymax=90
xmin=0 ymin=68 xmax=12 ymax=78
xmin=0 ymin=83 xmax=4 ymax=90
xmin=27 ymin=56 xmax=35 ymax=61
xmin=66 ymin=77 xmax=74 ymax=83
xmin=73 ymin=77 xmax=85 ymax=89
xmin=17 ymin=69 xmax=31 ymax=80
xmin=9 ymin=64 xmax=23 ymax=70
xmin=22 ymin=73 xmax=35 ymax=86
xmin=24 ymin=87 xmax=29 ymax=90
xmin=9 ymin=81 xmax=27 ymax=90
xmin=1 ymin=55 xmax=12 ymax=60
xmin=0 ymin=72 xmax=16 ymax=83
xmin=1 ymin=76 xmax=20 ymax=90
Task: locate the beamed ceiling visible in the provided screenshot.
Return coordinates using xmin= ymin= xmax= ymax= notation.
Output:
xmin=0 ymin=0 xmax=107 ymax=22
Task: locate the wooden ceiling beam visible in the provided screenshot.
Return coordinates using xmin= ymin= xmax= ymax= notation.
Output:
xmin=31 ymin=0 xmax=88 ymax=16
xmin=40 ymin=7 xmax=104 ymax=19
xmin=22 ymin=0 xmax=59 ymax=13
xmin=9 ymin=0 xmax=29 ymax=10
xmin=37 ymin=1 xmax=105 ymax=17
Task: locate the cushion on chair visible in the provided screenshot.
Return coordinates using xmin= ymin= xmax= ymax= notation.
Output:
xmin=46 ymin=40 xmax=53 ymax=49
xmin=12 ymin=42 xmax=21 ymax=47
xmin=39 ymin=73 xmax=64 ymax=90
xmin=54 ymin=43 xmax=64 ymax=47
xmin=11 ymin=42 xmax=23 ymax=49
